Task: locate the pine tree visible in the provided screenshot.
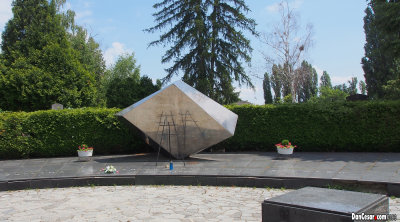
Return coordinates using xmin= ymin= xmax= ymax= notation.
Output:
xmin=146 ymin=0 xmax=256 ymax=104
xmin=263 ymin=73 xmax=273 ymax=104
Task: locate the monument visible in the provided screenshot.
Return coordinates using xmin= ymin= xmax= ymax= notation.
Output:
xmin=262 ymin=187 xmax=389 ymax=222
xmin=116 ymin=80 xmax=238 ymax=159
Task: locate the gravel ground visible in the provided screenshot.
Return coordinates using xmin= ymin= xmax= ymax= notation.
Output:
xmin=0 ymin=186 xmax=398 ymax=222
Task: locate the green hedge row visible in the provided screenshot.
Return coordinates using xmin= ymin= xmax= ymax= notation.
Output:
xmin=220 ymin=101 xmax=400 ymax=152
xmin=0 ymin=108 xmax=146 ymax=159
xmin=0 ymin=101 xmax=399 ymax=159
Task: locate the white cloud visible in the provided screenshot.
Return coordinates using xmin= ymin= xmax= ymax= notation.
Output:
xmin=266 ymin=0 xmax=303 ymax=13
xmin=0 ymin=0 xmax=12 ymax=30
xmin=103 ymin=42 xmax=132 ymax=67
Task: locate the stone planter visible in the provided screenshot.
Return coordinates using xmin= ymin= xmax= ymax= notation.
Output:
xmin=276 ymin=147 xmax=293 ymax=155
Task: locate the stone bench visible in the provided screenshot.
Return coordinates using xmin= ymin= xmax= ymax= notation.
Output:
xmin=262 ymin=187 xmax=388 ymax=222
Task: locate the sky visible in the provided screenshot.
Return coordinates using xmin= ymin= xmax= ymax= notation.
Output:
xmin=0 ymin=0 xmax=368 ymax=104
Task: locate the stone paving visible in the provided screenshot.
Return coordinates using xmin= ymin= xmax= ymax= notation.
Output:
xmin=0 ymin=186 xmax=399 ymax=222
xmin=1 ymin=152 xmax=400 ymax=183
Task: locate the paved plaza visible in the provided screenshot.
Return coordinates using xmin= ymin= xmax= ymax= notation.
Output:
xmin=1 ymin=152 xmax=400 ymax=183
xmin=0 ymin=152 xmax=400 ymax=221
xmin=0 ymin=185 xmax=398 ymax=221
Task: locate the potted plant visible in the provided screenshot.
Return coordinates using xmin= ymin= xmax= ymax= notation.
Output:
xmin=275 ymin=139 xmax=296 ymax=155
xmin=77 ymin=144 xmax=94 ymax=157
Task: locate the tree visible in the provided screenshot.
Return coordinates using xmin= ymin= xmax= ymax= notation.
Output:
xmin=333 ymin=84 xmax=349 ymax=94
xmin=0 ymin=0 xmax=97 ymax=111
xmin=56 ymin=2 xmax=107 ymax=105
xmin=359 ymin=80 xmax=367 ymax=95
xmin=383 ymin=79 xmax=400 ymax=99
xmin=347 ymin=77 xmax=358 ymax=95
xmin=362 ymin=0 xmax=400 ymax=98
xmin=146 ymin=0 xmax=256 ymax=104
xmin=263 ymin=73 xmax=273 ymax=104
xmin=270 ymin=64 xmax=283 ymax=103
xmin=309 ymin=87 xmax=349 ymax=103
xmin=295 ymin=60 xmax=318 ymax=102
xmin=320 ymin=71 xmax=332 ymax=89
xmin=105 ymin=53 xmax=160 ymax=108
xmin=261 ymin=0 xmax=313 ymax=102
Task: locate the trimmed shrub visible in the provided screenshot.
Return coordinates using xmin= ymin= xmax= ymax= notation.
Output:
xmin=0 ymin=101 xmax=399 ymax=159
xmin=219 ymin=101 xmax=400 ymax=152
xmin=0 ymin=108 xmax=146 ymax=159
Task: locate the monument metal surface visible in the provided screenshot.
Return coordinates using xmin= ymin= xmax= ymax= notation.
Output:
xmin=262 ymin=187 xmax=389 ymax=222
xmin=116 ymin=80 xmax=238 ymax=159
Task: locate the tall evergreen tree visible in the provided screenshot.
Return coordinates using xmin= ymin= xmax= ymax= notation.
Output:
xmin=359 ymin=80 xmax=367 ymax=95
xmin=320 ymin=71 xmax=332 ymax=89
xmin=0 ymin=0 xmax=97 ymax=111
xmin=270 ymin=64 xmax=282 ymax=103
xmin=296 ymin=61 xmax=318 ymax=102
xmin=263 ymin=72 xmax=273 ymax=104
xmin=362 ymin=0 xmax=400 ymax=98
xmin=347 ymin=77 xmax=358 ymax=95
xmin=146 ymin=0 xmax=256 ymax=104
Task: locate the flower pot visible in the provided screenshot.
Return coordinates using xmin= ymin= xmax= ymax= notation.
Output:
xmin=77 ymin=150 xmax=93 ymax=157
xmin=277 ymin=147 xmax=293 ymax=155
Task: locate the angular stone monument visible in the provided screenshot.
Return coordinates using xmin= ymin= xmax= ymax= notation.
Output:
xmin=116 ymin=80 xmax=238 ymax=159
xmin=262 ymin=187 xmax=389 ymax=222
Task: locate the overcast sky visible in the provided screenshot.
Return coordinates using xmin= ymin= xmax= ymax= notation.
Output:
xmin=0 ymin=0 xmax=368 ymax=104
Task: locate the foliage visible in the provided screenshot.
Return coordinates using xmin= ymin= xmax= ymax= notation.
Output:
xmin=362 ymin=0 xmax=400 ymax=98
xmin=320 ymin=71 xmax=332 ymax=89
xmin=359 ymin=80 xmax=367 ymax=95
xmin=263 ymin=73 xmax=273 ymax=104
xmin=1 ymin=102 xmax=400 ymax=159
xmin=0 ymin=0 xmax=99 ymax=111
xmin=383 ymin=78 xmax=400 ymax=99
xmin=0 ymin=108 xmax=146 ymax=159
xmin=261 ymin=0 xmax=313 ymax=103
xmin=219 ymin=101 xmax=400 ymax=152
xmin=309 ymin=87 xmax=349 ymax=103
xmin=332 ymin=77 xmax=359 ymax=95
xmin=146 ymin=0 xmax=256 ymax=104
xmin=296 ymin=61 xmax=318 ymax=102
xmin=347 ymin=77 xmax=358 ymax=95
xmin=271 ymin=64 xmax=283 ymax=102
xmin=106 ymin=76 xmax=160 ymax=108
xmin=105 ymin=53 xmax=160 ymax=108
xmin=106 ymin=53 xmax=140 ymax=81
xmin=283 ymin=94 xmax=293 ymax=104
xmin=281 ymin=140 xmax=289 ymax=145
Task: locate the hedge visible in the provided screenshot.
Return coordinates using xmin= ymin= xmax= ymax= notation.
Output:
xmin=0 ymin=108 xmax=146 ymax=159
xmin=0 ymin=101 xmax=399 ymax=159
xmin=219 ymin=101 xmax=400 ymax=152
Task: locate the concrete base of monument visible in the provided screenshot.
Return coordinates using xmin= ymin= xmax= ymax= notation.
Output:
xmin=262 ymin=187 xmax=389 ymax=222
